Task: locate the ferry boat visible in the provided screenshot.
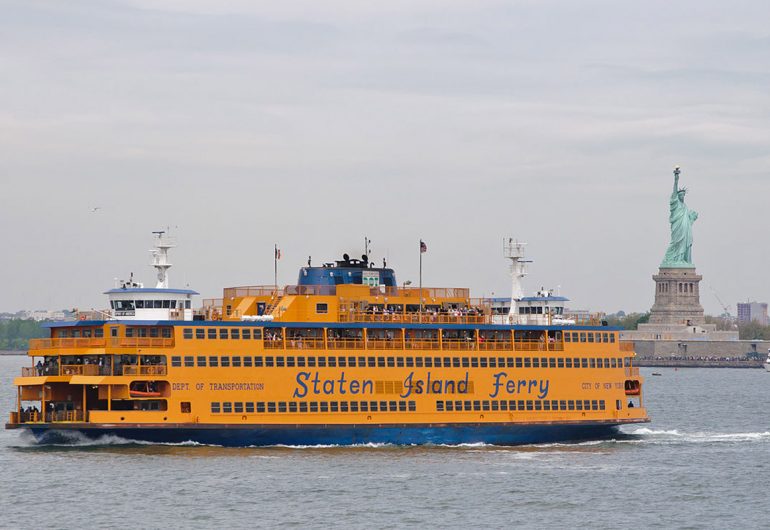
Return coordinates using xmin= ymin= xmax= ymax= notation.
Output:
xmin=7 ymin=235 xmax=649 ymax=446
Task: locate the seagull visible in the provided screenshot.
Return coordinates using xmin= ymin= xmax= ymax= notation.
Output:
xmin=90 ymin=207 xmax=101 ymax=213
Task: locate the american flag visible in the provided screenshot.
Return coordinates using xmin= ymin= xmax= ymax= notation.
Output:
xmin=420 ymin=240 xmax=427 ymax=253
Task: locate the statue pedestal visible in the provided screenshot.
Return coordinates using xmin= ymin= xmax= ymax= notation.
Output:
xmin=647 ymin=267 xmax=705 ymax=326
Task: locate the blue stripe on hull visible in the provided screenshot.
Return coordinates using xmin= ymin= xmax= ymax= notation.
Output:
xmin=28 ymin=423 xmax=621 ymax=447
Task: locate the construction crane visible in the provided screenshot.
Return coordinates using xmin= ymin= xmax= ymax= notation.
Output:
xmin=708 ymin=284 xmax=732 ymax=318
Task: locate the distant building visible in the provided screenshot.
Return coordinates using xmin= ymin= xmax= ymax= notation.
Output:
xmin=736 ymin=302 xmax=768 ymax=326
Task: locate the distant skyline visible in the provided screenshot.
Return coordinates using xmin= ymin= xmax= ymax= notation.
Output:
xmin=1 ymin=0 xmax=770 ymax=315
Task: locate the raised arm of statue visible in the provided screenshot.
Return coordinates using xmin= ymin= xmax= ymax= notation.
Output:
xmin=672 ymin=167 xmax=680 ymax=198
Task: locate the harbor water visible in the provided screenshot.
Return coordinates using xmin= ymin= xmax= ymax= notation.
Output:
xmin=1 ymin=355 xmax=768 ymax=529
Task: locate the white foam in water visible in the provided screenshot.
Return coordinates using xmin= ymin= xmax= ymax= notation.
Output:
xmin=623 ymin=427 xmax=770 ymax=444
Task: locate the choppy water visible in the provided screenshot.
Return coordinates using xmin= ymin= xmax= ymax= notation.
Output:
xmin=1 ymin=355 xmax=768 ymax=529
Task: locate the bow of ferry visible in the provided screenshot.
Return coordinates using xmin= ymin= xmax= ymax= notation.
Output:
xmin=7 ymin=235 xmax=649 ymax=446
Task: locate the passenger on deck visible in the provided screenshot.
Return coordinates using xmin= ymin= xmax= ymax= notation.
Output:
xmin=36 ymin=360 xmax=43 ymax=376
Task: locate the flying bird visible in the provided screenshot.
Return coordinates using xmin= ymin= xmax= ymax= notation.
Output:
xmin=90 ymin=207 xmax=101 ymax=213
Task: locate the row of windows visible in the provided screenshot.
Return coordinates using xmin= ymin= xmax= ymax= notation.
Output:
xmin=436 ymin=399 xmax=607 ymax=412
xmin=183 ymin=328 xmax=264 ymax=340
xmin=564 ymin=332 xmax=615 ymax=343
xmin=172 ymin=355 xmax=629 ymax=369
xmin=210 ymin=400 xmax=417 ymax=414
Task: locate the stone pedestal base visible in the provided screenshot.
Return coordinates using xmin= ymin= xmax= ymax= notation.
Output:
xmin=648 ymin=267 xmax=705 ymax=326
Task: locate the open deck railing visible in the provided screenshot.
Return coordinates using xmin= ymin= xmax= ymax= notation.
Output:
xmin=625 ymin=366 xmax=640 ymax=377
xmin=29 ymin=338 xmax=106 ymax=350
xmin=123 ymin=365 xmax=168 ymax=376
xmin=285 ymin=338 xmax=324 ymax=350
xmin=61 ymin=364 xmax=100 ymax=376
xmin=327 ymin=339 xmax=365 ymax=350
xmin=110 ymin=338 xmax=175 ymax=348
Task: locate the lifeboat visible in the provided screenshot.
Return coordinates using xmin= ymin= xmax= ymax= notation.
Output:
xmin=129 ymin=381 xmax=161 ymax=398
xmin=624 ymin=380 xmax=641 ymax=396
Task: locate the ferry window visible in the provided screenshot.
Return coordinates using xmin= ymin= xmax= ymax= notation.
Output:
xmin=289 ymin=402 xmax=298 ymax=413
xmin=602 ymin=332 xmax=609 ymax=343
xmin=277 ymin=356 xmax=285 ymax=367
xmin=246 ymin=402 xmax=254 ymax=413
xmin=268 ymin=402 xmax=276 ymax=413
xmin=436 ymin=401 xmax=444 ymax=412
xmin=473 ymin=400 xmax=481 ymax=411
xmin=525 ymin=401 xmax=534 ymax=411
xmin=149 ymin=327 xmax=159 ymax=338
xmin=296 ymin=357 xmax=305 ymax=367
xmin=184 ymin=356 xmax=194 ymax=367
xmin=223 ymin=402 xmax=232 ymax=413
xmin=208 ymin=329 xmax=216 ymax=339
xmin=317 ymin=357 xmax=325 ymax=368
xmin=590 ymin=358 xmax=596 ymax=368
xmin=500 ymin=400 xmax=508 ymax=411
xmin=408 ymin=401 xmax=416 ymax=412
xmin=252 ymin=329 xmax=262 ymax=340
xmin=543 ymin=401 xmax=551 ymax=411
xmin=370 ymin=401 xmax=379 ymax=412
xmin=415 ymin=357 xmax=424 ymax=368
xmin=388 ymin=401 xmax=397 ymax=412
xmin=316 ymin=303 xmax=328 ymax=314
xmin=624 ymin=358 xmax=631 ymax=367
xmin=306 ymin=357 xmax=316 ymax=367
xmin=183 ymin=329 xmax=193 ymax=339
xmin=310 ymin=402 xmax=319 ymax=413
xmin=610 ymin=334 xmax=616 ymax=343
xmin=547 ymin=358 xmax=555 ymax=368
xmin=328 ymin=357 xmax=337 ymax=368
xmin=462 ymin=358 xmax=470 ymax=368
xmin=265 ymin=356 xmax=274 ymax=367
xmin=257 ymin=402 xmax=265 ymax=413
xmin=470 ymin=358 xmax=478 ymax=368
xmin=209 ymin=356 xmax=218 ymax=367
xmin=557 ymin=358 xmax=564 ymax=368
xmin=94 ymin=328 xmax=104 ymax=338
xmin=616 ymin=400 xmax=622 ymax=410
xmin=243 ymin=329 xmax=251 ymax=339
xmin=232 ymin=356 xmax=242 ymax=367
xmin=377 ymin=357 xmax=385 ymax=368
xmin=360 ymin=402 xmax=368 ymax=412
xmin=111 ymin=327 xmax=118 ymax=338
xmin=452 ymin=357 xmax=460 ymax=368
xmin=565 ymin=358 xmax=573 ymax=368
xmin=211 ymin=402 xmax=220 ymax=413
xmin=358 ymin=356 xmax=366 ymax=367
xmin=368 ymin=357 xmax=376 ymax=367
xmin=337 ymin=357 xmax=346 ymax=368
xmin=445 ymin=401 xmax=454 ymax=412
xmin=299 ymin=402 xmax=308 ymax=413
xmin=349 ymin=357 xmax=358 ymax=367
xmin=231 ymin=329 xmax=240 ymax=340
xmin=136 ymin=300 xmax=144 ymax=309
xmin=221 ymin=356 xmax=230 ymax=367
xmin=505 ymin=358 xmax=513 ymax=368
xmin=581 ymin=358 xmax=588 ymax=368
xmin=219 ymin=329 xmax=228 ymax=339
xmin=515 ymin=358 xmax=523 ymax=368
xmin=125 ymin=328 xmax=134 ymax=338
xmin=568 ymin=400 xmax=575 ymax=410
xmin=531 ymin=358 xmax=539 ymax=368
xmin=181 ymin=402 xmax=191 ymax=413
xmin=254 ymin=357 xmax=263 ymax=367
xmin=396 ymin=357 xmax=404 ymax=368
xmin=588 ymin=333 xmax=595 ymax=343
xmin=243 ymin=357 xmax=252 ymax=367
xmin=575 ymin=401 xmax=583 ymax=411
xmin=171 ymin=356 xmax=181 ymax=367
xmin=330 ymin=402 xmax=339 ymax=413
xmin=564 ymin=333 xmax=571 ymax=343
xmin=279 ymin=402 xmax=287 ymax=413
xmin=350 ymin=402 xmax=359 ymax=412
xmin=559 ymin=400 xmax=566 ymax=410
xmin=162 ymin=328 xmax=171 ymax=338
xmin=480 ymin=358 xmax=488 ymax=368
xmin=387 ymin=357 xmax=395 ymax=368
xmin=185 ymin=300 xmax=191 ymax=309
xmin=320 ymin=402 xmax=328 ymax=413
xmin=578 ymin=332 xmax=585 ymax=343
xmin=381 ymin=400 xmax=390 ymax=412
xmin=424 ymin=358 xmax=433 ymax=368
xmin=433 ymin=357 xmax=442 ymax=367
xmin=591 ymin=400 xmax=598 ymax=410
xmin=491 ymin=401 xmax=499 ymax=411
xmin=524 ymin=358 xmax=531 ymax=368
xmin=340 ymin=402 xmax=348 ymax=412
xmin=234 ymin=402 xmax=244 ymax=413
xmin=287 ymin=356 xmax=295 ymax=368
xmin=534 ymin=401 xmax=542 ymax=411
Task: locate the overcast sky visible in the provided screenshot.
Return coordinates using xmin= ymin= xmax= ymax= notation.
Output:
xmin=1 ymin=0 xmax=769 ymax=315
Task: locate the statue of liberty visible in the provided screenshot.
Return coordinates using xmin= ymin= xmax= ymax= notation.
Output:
xmin=661 ymin=166 xmax=698 ymax=267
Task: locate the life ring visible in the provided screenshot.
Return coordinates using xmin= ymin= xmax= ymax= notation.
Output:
xmin=79 ymin=314 xmax=87 ymax=321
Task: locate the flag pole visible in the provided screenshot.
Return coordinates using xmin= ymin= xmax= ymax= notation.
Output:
xmin=419 ymin=239 xmax=423 ymax=322
xmin=274 ymin=244 xmax=278 ymax=296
